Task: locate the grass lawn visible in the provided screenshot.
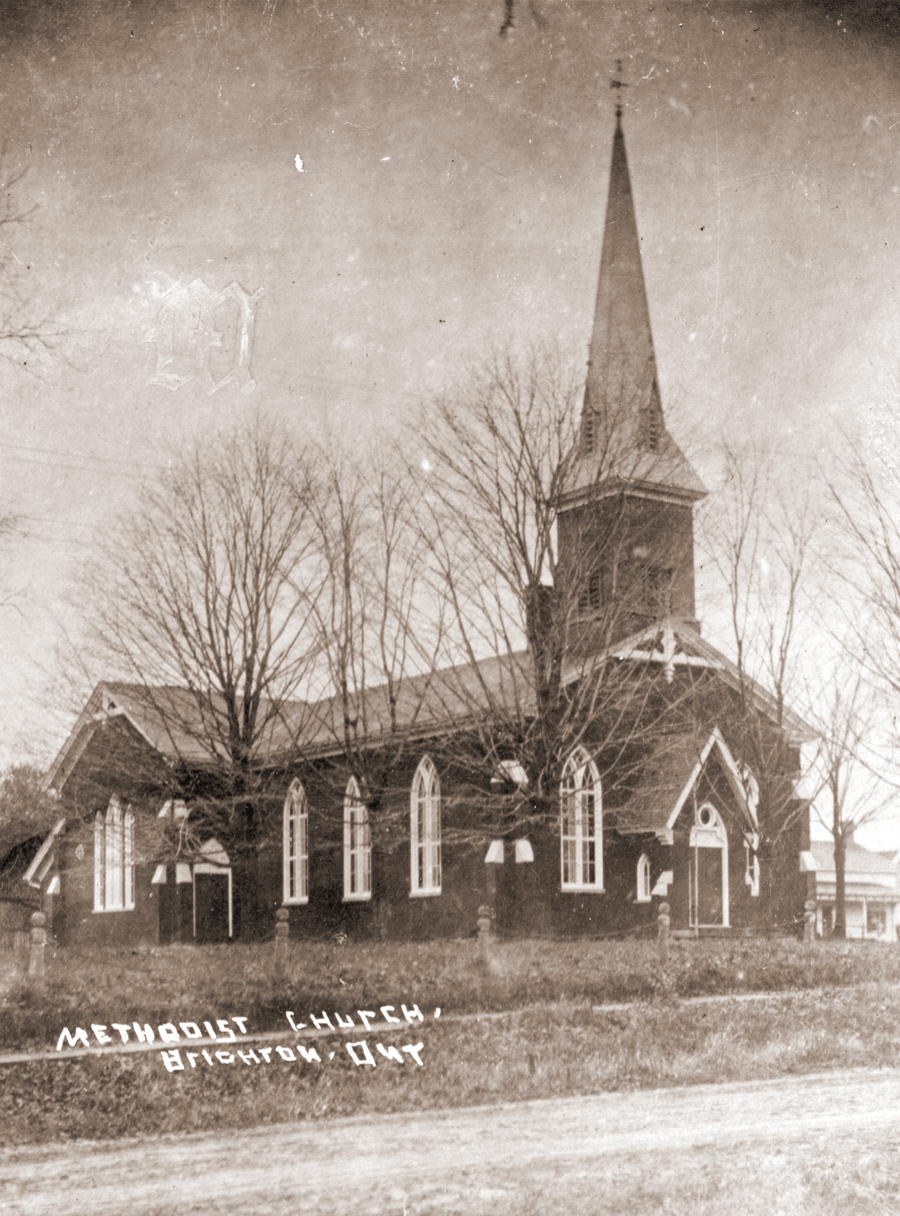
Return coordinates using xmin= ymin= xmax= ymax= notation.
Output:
xmin=4 ymin=933 xmax=900 ymax=1051
xmin=2 ymin=935 xmax=900 ymax=1144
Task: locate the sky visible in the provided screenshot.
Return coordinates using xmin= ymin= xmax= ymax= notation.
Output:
xmin=1 ymin=0 xmax=900 ymax=841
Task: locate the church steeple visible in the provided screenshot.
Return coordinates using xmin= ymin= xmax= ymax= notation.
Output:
xmin=557 ymin=107 xmax=706 ymax=634
xmin=564 ymin=110 xmax=706 ymax=507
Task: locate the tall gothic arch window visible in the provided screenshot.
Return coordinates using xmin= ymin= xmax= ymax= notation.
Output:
xmin=411 ymin=756 xmax=441 ymax=896
xmin=560 ymin=748 xmax=603 ymax=891
xmin=283 ymin=779 xmax=309 ymax=904
xmin=93 ymin=796 xmax=134 ymax=911
xmin=344 ymin=776 xmax=371 ymax=901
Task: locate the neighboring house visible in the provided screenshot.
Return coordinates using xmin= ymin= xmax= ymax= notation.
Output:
xmin=26 ymin=112 xmax=815 ymax=948
xmin=809 ymin=840 xmax=900 ymax=941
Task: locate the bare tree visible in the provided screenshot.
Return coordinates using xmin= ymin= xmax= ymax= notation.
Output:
xmin=302 ymin=444 xmax=447 ymax=823
xmin=0 ymin=155 xmax=68 ymax=612
xmin=827 ymin=433 xmax=900 ymax=700
xmin=69 ymin=421 xmax=326 ymax=934
xmin=696 ymin=439 xmax=820 ymax=822
xmin=406 ymin=348 xmax=708 ymax=859
xmin=689 ymin=437 xmax=824 ymax=928
xmin=817 ymin=431 xmax=900 ymax=933
xmin=0 ymin=156 xmax=63 ymax=367
xmin=805 ymin=669 xmax=894 ymax=938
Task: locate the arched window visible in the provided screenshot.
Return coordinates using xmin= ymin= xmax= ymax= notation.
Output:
xmin=411 ymin=756 xmax=441 ymax=896
xmin=93 ymin=796 xmax=134 ymax=912
xmin=283 ymin=779 xmax=309 ymax=904
xmin=636 ymin=853 xmax=652 ymax=902
xmin=560 ymin=748 xmax=602 ymax=891
xmin=344 ymin=776 xmax=371 ymax=901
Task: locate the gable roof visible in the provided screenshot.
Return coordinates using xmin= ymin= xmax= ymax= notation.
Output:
xmin=47 ymin=651 xmax=539 ymax=793
xmin=47 ymin=683 xmax=218 ymax=793
xmin=613 ymin=727 xmax=756 ymax=837
xmin=811 ymin=840 xmax=900 ymax=882
xmin=562 ymin=617 xmax=815 ymax=746
xmin=289 ymin=650 xmax=537 ymax=759
xmin=49 ymin=616 xmax=810 ymax=795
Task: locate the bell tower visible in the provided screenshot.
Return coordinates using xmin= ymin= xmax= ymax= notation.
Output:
xmin=557 ymin=102 xmax=707 ymax=641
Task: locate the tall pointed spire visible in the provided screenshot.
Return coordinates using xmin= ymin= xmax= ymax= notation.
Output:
xmin=587 ymin=109 xmax=657 ymax=438
xmin=565 ymin=109 xmax=706 ymax=506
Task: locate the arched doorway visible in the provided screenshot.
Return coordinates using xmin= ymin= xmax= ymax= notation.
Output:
xmin=689 ymin=803 xmax=729 ymax=928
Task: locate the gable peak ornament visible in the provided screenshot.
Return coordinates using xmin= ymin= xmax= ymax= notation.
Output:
xmin=145 ymin=276 xmax=264 ymax=395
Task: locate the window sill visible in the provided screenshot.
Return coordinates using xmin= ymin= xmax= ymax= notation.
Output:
xmin=343 ymin=893 xmax=372 ymax=903
xmin=92 ymin=905 xmax=136 ymax=914
xmin=282 ymin=896 xmax=309 ymax=906
xmin=409 ymin=888 xmax=441 ymax=899
xmin=561 ymin=885 xmax=605 ymax=894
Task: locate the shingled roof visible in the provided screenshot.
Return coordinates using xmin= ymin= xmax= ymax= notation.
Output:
xmin=612 ymin=727 xmax=757 ymax=837
xmin=811 ymin=840 xmax=899 ymax=882
xmin=46 ymin=650 xmax=539 ymax=793
xmin=47 ymin=611 xmax=809 ymax=803
xmin=564 ymin=617 xmax=815 ymax=746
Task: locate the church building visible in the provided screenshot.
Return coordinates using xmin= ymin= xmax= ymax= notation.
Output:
xmin=23 ymin=111 xmax=815 ymax=947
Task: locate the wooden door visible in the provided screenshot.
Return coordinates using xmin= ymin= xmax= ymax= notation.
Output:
xmin=691 ymin=847 xmax=724 ymax=927
xmin=194 ymin=871 xmax=230 ymax=942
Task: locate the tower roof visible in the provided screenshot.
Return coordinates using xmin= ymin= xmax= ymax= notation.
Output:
xmin=563 ymin=114 xmax=706 ymax=508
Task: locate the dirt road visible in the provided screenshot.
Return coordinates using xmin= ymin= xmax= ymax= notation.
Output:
xmin=3 ymin=1069 xmax=900 ymax=1215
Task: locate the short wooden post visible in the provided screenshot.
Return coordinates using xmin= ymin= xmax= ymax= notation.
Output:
xmin=657 ymin=901 xmax=670 ymax=964
xmin=477 ymin=903 xmax=494 ymax=966
xmin=274 ymin=907 xmax=290 ymax=973
xmin=804 ymin=899 xmax=817 ymax=947
xmin=28 ymin=912 xmax=47 ymax=982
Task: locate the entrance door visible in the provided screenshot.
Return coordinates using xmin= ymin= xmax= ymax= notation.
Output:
xmin=692 ymin=847 xmax=724 ymax=926
xmin=194 ymin=872 xmax=230 ymax=942
xmin=689 ymin=804 xmax=729 ymax=928
xmin=192 ymin=838 xmax=233 ymax=942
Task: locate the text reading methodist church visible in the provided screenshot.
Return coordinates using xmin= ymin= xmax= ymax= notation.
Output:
xmin=24 ymin=114 xmax=815 ymax=946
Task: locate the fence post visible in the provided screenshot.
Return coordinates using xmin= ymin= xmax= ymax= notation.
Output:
xmin=274 ymin=907 xmax=290 ymax=974
xmin=28 ymin=912 xmax=47 ymax=982
xmin=657 ymin=901 xmax=670 ymax=965
xmin=476 ymin=903 xmax=494 ymax=966
xmin=804 ymin=899 xmax=817 ymax=947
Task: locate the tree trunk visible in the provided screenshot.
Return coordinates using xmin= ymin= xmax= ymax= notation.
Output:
xmin=231 ymin=785 xmax=263 ymax=940
xmin=230 ymin=848 xmax=262 ymax=940
xmin=833 ymin=833 xmax=847 ymax=939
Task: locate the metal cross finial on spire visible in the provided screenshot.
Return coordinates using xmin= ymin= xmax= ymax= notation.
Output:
xmin=610 ymin=58 xmax=628 ymax=119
